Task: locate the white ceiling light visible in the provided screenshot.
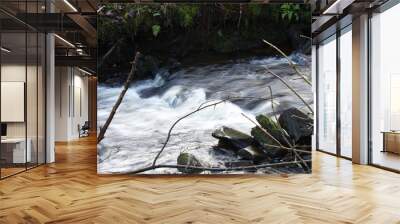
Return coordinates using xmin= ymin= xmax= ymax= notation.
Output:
xmin=54 ymin=34 xmax=75 ymax=48
xmin=1 ymin=47 xmax=11 ymax=53
xmin=63 ymin=0 xmax=78 ymax=12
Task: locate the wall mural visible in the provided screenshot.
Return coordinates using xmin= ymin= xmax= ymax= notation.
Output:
xmin=97 ymin=3 xmax=313 ymax=175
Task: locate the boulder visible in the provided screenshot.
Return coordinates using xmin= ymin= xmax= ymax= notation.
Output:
xmin=251 ymin=115 xmax=292 ymax=159
xmin=177 ymin=153 xmax=203 ymax=174
xmin=237 ymin=145 xmax=268 ymax=162
xmin=212 ymin=126 xmax=254 ymax=152
xmin=278 ymin=108 xmax=313 ymax=143
xmin=251 ymin=127 xmax=288 ymax=159
xmin=255 ymin=115 xmax=292 ymax=146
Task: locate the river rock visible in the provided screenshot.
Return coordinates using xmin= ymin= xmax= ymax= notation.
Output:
xmin=278 ymin=107 xmax=313 ymax=143
xmin=237 ymin=145 xmax=268 ymax=162
xmin=256 ymin=115 xmax=292 ymax=146
xmin=251 ymin=115 xmax=291 ymax=159
xmin=212 ymin=126 xmax=254 ymax=152
xmin=177 ymin=153 xmax=203 ymax=174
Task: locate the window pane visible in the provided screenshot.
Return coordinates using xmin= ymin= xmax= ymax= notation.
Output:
xmin=340 ymin=27 xmax=352 ymax=158
xmin=371 ymin=4 xmax=400 ymax=171
xmin=318 ymin=35 xmax=337 ymax=154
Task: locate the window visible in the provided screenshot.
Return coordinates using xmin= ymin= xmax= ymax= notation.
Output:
xmin=339 ymin=26 xmax=352 ymax=158
xmin=370 ymin=3 xmax=400 ymax=171
xmin=317 ymin=35 xmax=337 ymax=154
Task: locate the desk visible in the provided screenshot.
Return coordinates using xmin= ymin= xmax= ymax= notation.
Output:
xmin=1 ymin=138 xmax=31 ymax=163
xmin=382 ymin=131 xmax=400 ymax=154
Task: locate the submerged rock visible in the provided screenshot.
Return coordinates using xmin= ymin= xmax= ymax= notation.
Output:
xmin=278 ymin=108 xmax=313 ymax=143
xmin=212 ymin=126 xmax=254 ymax=152
xmin=177 ymin=153 xmax=203 ymax=174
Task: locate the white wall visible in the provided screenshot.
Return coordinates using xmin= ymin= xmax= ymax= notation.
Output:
xmin=55 ymin=66 xmax=89 ymax=141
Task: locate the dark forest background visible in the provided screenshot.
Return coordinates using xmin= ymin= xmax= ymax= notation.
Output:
xmin=98 ymin=3 xmax=311 ymax=83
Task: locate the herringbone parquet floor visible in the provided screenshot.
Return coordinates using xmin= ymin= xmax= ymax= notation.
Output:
xmin=1 ymin=136 xmax=400 ymax=224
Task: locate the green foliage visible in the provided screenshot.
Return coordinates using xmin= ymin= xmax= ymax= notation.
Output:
xmin=177 ymin=5 xmax=199 ymax=28
xmin=248 ymin=4 xmax=262 ymax=16
xmin=152 ymin=24 xmax=161 ymax=37
xmin=97 ymin=3 xmax=311 ymax=69
xmin=280 ymin=4 xmax=301 ymax=22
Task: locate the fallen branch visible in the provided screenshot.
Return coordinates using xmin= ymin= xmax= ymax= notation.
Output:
xmin=128 ymin=160 xmax=311 ymax=174
xmin=262 ymin=39 xmax=311 ymax=86
xmin=97 ymin=52 xmax=142 ymax=143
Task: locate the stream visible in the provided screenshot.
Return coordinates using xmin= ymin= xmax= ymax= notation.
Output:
xmin=97 ymin=53 xmax=312 ymax=174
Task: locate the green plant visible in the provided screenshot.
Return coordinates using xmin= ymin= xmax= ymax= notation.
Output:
xmin=152 ymin=24 xmax=161 ymax=37
xmin=280 ymin=4 xmax=300 ymax=22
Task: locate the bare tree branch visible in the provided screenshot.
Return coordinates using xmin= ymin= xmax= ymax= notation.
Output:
xmin=262 ymin=39 xmax=311 ymax=86
xmin=99 ymin=38 xmax=123 ymax=69
xmin=265 ymin=67 xmax=314 ymax=114
xmin=97 ymin=52 xmax=142 ymax=143
xmin=267 ymin=86 xmax=310 ymax=171
xmin=299 ymin=34 xmax=312 ymax=40
xmin=241 ymin=112 xmax=310 ymax=172
xmin=128 ymin=160 xmax=311 ymax=174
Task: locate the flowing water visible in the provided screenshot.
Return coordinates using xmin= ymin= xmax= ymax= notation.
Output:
xmin=97 ymin=53 xmax=312 ymax=174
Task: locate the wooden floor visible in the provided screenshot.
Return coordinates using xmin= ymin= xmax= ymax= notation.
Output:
xmin=372 ymin=150 xmax=400 ymax=171
xmin=1 ymin=136 xmax=400 ymax=224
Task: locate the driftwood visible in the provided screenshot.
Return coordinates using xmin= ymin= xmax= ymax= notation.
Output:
xmin=97 ymin=52 xmax=142 ymax=143
xmin=262 ymin=39 xmax=311 ymax=86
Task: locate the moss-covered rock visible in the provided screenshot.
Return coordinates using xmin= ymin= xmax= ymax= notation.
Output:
xmin=177 ymin=152 xmax=203 ymax=174
xmin=237 ymin=145 xmax=268 ymax=162
xmin=212 ymin=126 xmax=254 ymax=152
xmin=251 ymin=114 xmax=292 ymax=159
